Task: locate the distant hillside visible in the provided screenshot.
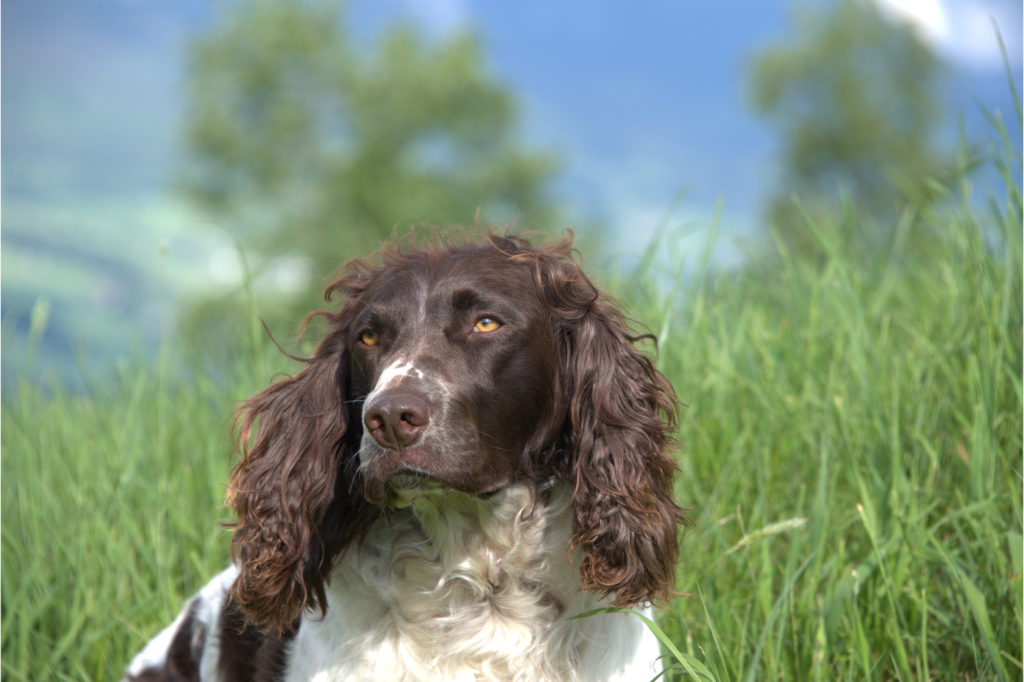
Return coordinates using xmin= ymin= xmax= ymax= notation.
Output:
xmin=1 ymin=193 xmax=232 ymax=393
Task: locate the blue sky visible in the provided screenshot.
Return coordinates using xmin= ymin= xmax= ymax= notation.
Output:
xmin=2 ymin=0 xmax=1021 ymax=386
xmin=6 ymin=0 xmax=1020 ymax=224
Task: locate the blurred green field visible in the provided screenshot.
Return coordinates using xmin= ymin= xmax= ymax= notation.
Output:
xmin=3 ymin=144 xmax=1020 ymax=680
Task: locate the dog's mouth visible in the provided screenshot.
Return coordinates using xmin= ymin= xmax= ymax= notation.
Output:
xmin=362 ymin=461 xmax=505 ymax=509
xmin=381 ymin=471 xmax=445 ymax=508
xmin=359 ymin=437 xmax=513 ymax=508
xmin=362 ymin=460 xmax=445 ymax=508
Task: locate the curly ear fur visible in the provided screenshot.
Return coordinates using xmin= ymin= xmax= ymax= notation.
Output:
xmin=227 ymin=307 xmax=375 ymax=633
xmin=565 ymin=298 xmax=684 ymax=606
xmin=522 ymin=236 xmax=685 ymax=607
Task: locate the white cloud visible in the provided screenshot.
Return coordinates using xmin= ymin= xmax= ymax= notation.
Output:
xmin=875 ymin=0 xmax=1021 ymax=70
xmin=399 ymin=0 xmax=470 ymax=36
xmin=875 ymin=0 xmax=951 ymax=42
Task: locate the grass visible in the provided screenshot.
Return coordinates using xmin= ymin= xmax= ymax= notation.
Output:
xmin=646 ymin=129 xmax=1022 ymax=679
xmin=2 ymin=144 xmax=1020 ymax=679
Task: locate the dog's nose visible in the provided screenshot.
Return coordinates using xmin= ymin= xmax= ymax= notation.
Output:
xmin=364 ymin=391 xmax=430 ymax=448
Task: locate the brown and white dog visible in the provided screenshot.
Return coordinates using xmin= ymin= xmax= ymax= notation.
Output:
xmin=124 ymin=231 xmax=685 ymax=682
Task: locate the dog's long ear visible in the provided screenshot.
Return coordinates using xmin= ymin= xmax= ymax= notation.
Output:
xmin=537 ymin=247 xmax=685 ymax=608
xmin=227 ymin=307 xmax=374 ymax=632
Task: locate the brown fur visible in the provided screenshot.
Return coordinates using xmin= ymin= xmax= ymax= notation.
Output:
xmin=226 ymin=230 xmax=686 ymax=632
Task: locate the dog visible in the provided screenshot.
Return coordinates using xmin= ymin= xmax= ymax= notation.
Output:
xmin=124 ymin=231 xmax=685 ymax=681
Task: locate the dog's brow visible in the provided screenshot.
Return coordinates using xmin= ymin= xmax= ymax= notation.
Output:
xmin=450 ymin=288 xmax=481 ymax=311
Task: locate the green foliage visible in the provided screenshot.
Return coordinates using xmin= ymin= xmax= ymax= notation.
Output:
xmin=2 ymin=125 xmax=1020 ymax=681
xmin=2 ymin=375 xmax=230 ymax=680
xmin=749 ymin=0 xmax=956 ymax=258
xmin=181 ymin=0 xmax=558 ymax=283
xmin=1 ymin=340 xmax=296 ymax=681
xmin=645 ymin=126 xmax=1021 ymax=680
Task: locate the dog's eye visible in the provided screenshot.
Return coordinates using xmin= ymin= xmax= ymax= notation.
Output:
xmin=359 ymin=330 xmax=380 ymax=346
xmin=473 ymin=317 xmax=502 ymax=333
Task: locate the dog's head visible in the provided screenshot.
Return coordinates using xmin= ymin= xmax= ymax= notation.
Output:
xmin=228 ymin=231 xmax=684 ymax=631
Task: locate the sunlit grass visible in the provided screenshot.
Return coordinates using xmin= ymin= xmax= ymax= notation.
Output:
xmin=639 ymin=133 xmax=1021 ymax=680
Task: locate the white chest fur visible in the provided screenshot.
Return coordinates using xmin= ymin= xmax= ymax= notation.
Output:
xmin=283 ymin=482 xmax=662 ymax=682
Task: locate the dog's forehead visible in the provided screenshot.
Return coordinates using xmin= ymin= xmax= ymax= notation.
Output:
xmin=366 ymin=250 xmax=534 ymax=312
xmin=363 ymin=267 xmax=427 ymax=310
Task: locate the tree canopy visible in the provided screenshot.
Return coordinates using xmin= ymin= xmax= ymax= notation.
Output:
xmin=181 ymin=0 xmax=558 ymax=282
xmin=749 ymin=0 xmax=955 ymax=257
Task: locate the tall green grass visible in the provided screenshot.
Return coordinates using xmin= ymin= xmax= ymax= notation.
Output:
xmin=3 ymin=142 xmax=1020 ymax=680
xmin=644 ymin=129 xmax=1021 ymax=679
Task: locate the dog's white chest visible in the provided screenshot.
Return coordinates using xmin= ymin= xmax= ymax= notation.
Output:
xmin=282 ymin=485 xmax=660 ymax=682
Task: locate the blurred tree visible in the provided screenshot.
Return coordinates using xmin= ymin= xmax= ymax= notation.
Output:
xmin=749 ymin=0 xmax=956 ymax=258
xmin=180 ymin=0 xmax=558 ymax=288
xmin=175 ymin=0 xmax=559 ymax=362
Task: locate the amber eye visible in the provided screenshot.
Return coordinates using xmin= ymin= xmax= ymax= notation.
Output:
xmin=359 ymin=330 xmax=380 ymax=346
xmin=473 ymin=317 xmax=502 ymax=333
